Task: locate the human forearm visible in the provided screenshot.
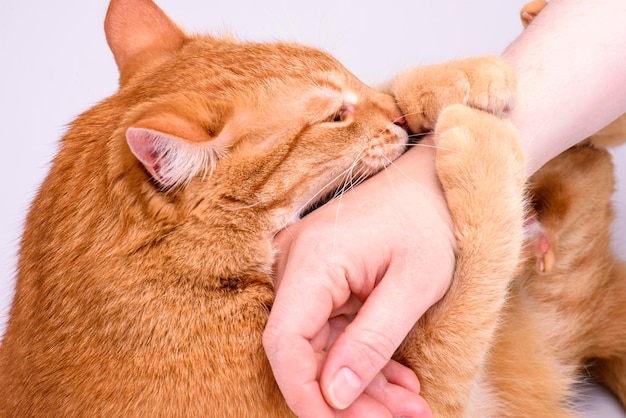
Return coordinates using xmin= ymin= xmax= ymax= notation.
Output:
xmin=503 ymin=0 xmax=626 ymax=174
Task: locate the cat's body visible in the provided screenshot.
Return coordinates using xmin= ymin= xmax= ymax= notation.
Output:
xmin=469 ymin=143 xmax=626 ymax=417
xmin=1 ymin=0 xmax=625 ymax=417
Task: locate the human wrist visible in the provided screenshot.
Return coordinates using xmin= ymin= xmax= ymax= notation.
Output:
xmin=395 ymin=138 xmax=456 ymax=250
xmin=389 ymin=139 xmax=457 ymax=303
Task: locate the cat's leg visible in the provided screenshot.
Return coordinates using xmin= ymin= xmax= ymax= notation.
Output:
xmin=587 ymin=261 xmax=626 ymax=409
xmin=394 ymin=104 xmax=527 ymax=416
xmin=478 ymin=293 xmax=578 ymax=418
xmin=472 ymin=215 xmax=580 ymax=417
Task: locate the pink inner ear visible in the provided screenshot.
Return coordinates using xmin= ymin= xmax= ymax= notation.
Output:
xmin=126 ymin=127 xmax=165 ymax=180
xmin=126 ymin=112 xmax=236 ymax=188
xmin=126 ymin=124 xmax=225 ymax=189
xmin=126 ymin=128 xmax=160 ymax=166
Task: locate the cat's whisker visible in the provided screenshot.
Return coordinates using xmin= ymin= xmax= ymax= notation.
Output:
xmin=380 ymin=163 xmax=406 ymax=213
xmin=336 ymin=161 xmax=358 ymax=194
xmin=400 ymin=138 xmax=462 ymax=155
xmin=331 ymin=185 xmax=346 ymax=252
xmin=408 ymin=131 xmax=432 ymax=140
xmin=217 ymin=198 xmax=266 ymax=211
xmin=374 ymin=148 xmax=449 ymax=205
xmin=327 ymin=153 xmax=375 ymax=248
xmin=404 ymin=142 xmax=441 ymax=150
xmin=341 ymin=152 xmax=373 ymax=193
xmin=400 ymin=109 xmax=427 ymax=118
xmin=274 ymin=163 xmax=360 ymax=233
xmin=334 ymin=173 xmax=364 ymax=201
xmin=278 ymin=221 xmax=297 ymax=241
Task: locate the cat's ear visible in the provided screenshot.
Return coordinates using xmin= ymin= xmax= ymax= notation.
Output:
xmin=126 ymin=114 xmax=230 ymax=189
xmin=105 ymin=0 xmax=186 ymax=85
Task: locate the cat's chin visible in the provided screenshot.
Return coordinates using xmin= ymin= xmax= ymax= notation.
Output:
xmin=271 ymin=191 xmax=337 ymax=234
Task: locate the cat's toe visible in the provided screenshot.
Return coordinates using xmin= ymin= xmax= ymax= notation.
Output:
xmin=388 ymin=56 xmax=516 ymax=135
xmin=463 ymin=56 xmax=516 ymax=117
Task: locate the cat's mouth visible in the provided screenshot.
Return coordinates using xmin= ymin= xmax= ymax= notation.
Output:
xmin=300 ymin=189 xmax=336 ymax=218
xmin=298 ymin=123 xmax=410 ymax=219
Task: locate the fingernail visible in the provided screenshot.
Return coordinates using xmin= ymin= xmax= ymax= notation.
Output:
xmin=328 ymin=367 xmax=362 ymax=409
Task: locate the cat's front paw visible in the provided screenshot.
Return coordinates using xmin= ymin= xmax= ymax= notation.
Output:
xmin=388 ymin=56 xmax=516 ymax=134
xmin=433 ymin=104 xmax=526 ymax=203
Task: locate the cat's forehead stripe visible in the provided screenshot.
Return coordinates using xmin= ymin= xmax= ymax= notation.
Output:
xmin=310 ymin=86 xmax=358 ymax=109
xmin=318 ymin=73 xmax=359 ymax=104
xmin=312 ymin=82 xmax=359 ymax=106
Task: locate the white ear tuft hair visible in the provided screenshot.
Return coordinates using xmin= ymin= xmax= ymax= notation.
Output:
xmin=126 ymin=127 xmax=224 ymax=189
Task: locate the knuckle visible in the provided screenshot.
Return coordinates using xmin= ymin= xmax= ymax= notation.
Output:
xmin=350 ymin=328 xmax=398 ymax=371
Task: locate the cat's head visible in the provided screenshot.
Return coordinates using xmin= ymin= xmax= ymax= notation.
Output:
xmin=105 ymin=0 xmax=408 ymax=229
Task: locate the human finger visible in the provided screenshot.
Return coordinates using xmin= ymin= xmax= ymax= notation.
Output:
xmin=320 ymin=258 xmax=450 ymax=410
xmin=363 ymin=370 xmax=432 ymax=418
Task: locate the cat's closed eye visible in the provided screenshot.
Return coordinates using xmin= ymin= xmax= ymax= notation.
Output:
xmin=325 ymin=104 xmax=354 ymax=124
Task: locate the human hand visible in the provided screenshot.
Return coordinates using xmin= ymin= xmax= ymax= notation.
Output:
xmin=263 ymin=138 xmax=456 ymax=417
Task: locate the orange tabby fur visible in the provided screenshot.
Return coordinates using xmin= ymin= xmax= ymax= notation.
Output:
xmin=478 ymin=142 xmax=626 ymax=417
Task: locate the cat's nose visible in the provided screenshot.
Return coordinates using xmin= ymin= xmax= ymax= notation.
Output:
xmin=393 ymin=114 xmax=409 ymax=132
xmin=384 ymin=102 xmax=408 ymax=132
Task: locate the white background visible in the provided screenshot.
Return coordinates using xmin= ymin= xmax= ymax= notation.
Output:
xmin=1 ymin=1 xmax=624 ymax=415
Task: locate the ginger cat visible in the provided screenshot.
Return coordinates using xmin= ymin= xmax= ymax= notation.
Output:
xmin=2 ymin=0 xmax=623 ymax=417
xmin=0 ymin=0 xmax=522 ymax=416
xmin=0 ymin=0 xmax=406 ymax=415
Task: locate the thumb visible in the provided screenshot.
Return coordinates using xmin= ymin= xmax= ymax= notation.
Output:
xmin=320 ymin=268 xmax=436 ymax=410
